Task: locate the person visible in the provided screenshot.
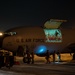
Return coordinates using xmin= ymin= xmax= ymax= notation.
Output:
xmin=45 ymin=50 xmax=50 ymax=64
xmin=53 ymin=50 xmax=56 ymax=62
xmin=73 ymin=53 xmax=75 ymax=60
xmin=0 ymin=52 xmax=4 ymax=68
xmin=55 ymin=31 xmax=59 ymax=37
xmin=31 ymin=50 xmax=34 ymax=64
xmin=5 ymin=51 xmax=10 ymax=69
xmin=26 ymin=48 xmax=31 ymax=64
xmin=57 ymin=51 xmax=61 ymax=62
xmin=27 ymin=52 xmax=31 ymax=64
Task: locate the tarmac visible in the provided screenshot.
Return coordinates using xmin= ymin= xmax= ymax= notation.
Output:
xmin=0 ymin=61 xmax=75 ymax=75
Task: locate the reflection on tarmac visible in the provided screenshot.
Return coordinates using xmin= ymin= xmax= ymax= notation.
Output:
xmin=0 ymin=61 xmax=75 ymax=75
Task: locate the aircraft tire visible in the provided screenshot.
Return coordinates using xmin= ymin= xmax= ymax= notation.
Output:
xmin=23 ymin=57 xmax=31 ymax=64
xmin=23 ymin=57 xmax=28 ymax=63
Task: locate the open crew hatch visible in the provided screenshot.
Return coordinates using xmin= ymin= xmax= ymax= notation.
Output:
xmin=44 ymin=19 xmax=67 ymax=29
xmin=44 ymin=29 xmax=62 ymax=42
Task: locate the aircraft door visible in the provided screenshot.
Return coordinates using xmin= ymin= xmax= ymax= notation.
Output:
xmin=17 ymin=45 xmax=29 ymax=56
xmin=17 ymin=46 xmax=24 ymax=56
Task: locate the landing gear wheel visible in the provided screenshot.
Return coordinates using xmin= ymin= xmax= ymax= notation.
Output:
xmin=23 ymin=57 xmax=28 ymax=63
xmin=6 ymin=63 xmax=10 ymax=69
xmin=23 ymin=57 xmax=31 ymax=64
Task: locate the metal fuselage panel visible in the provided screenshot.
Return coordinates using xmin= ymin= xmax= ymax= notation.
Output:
xmin=2 ymin=27 xmax=75 ymax=55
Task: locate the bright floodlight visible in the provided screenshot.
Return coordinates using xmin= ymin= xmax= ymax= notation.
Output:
xmin=0 ymin=32 xmax=3 ymax=36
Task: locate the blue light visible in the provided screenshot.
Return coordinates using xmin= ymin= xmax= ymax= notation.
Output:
xmin=39 ymin=49 xmax=44 ymax=53
xmin=34 ymin=45 xmax=47 ymax=54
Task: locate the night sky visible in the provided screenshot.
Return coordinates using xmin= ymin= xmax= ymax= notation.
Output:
xmin=0 ymin=0 xmax=75 ymax=31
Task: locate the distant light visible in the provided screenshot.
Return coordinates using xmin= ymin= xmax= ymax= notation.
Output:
xmin=0 ymin=32 xmax=17 ymax=36
xmin=0 ymin=32 xmax=3 ymax=36
xmin=55 ymin=62 xmax=60 ymax=64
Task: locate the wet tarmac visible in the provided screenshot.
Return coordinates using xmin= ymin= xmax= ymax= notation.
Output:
xmin=0 ymin=62 xmax=75 ymax=75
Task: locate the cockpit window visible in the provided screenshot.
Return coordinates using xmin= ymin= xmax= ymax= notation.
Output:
xmin=44 ymin=29 xmax=62 ymax=42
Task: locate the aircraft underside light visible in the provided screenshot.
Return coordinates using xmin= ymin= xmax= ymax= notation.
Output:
xmin=34 ymin=45 xmax=47 ymax=54
xmin=44 ymin=29 xmax=62 ymax=42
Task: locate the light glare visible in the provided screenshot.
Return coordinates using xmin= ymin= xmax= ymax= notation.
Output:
xmin=0 ymin=32 xmax=3 ymax=36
